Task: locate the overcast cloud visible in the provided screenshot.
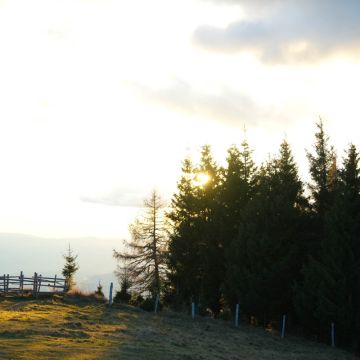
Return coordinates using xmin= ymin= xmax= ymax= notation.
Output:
xmin=195 ymin=0 xmax=360 ymax=62
xmin=81 ymin=187 xmax=146 ymax=208
xmin=135 ymin=80 xmax=306 ymax=129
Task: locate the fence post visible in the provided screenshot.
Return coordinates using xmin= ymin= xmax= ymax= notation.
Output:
xmin=109 ymin=282 xmax=113 ymax=306
xmin=331 ymin=322 xmax=335 ymax=348
xmin=6 ymin=274 xmax=9 ymax=295
xmin=235 ymin=303 xmax=240 ymax=327
xmin=2 ymin=274 xmax=5 ymax=294
xmin=154 ymin=293 xmax=160 ymax=314
xmin=33 ymin=272 xmax=38 ymax=297
xmin=37 ymin=274 xmax=42 ymax=298
xmin=53 ymin=275 xmax=57 ymax=292
xmin=281 ymin=314 xmax=286 ymax=338
xmin=20 ymin=271 xmax=24 ymax=296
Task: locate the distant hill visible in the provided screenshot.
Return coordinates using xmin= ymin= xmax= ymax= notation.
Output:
xmin=0 ymin=232 xmax=121 ymax=293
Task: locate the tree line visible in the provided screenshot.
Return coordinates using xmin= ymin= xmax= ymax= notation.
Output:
xmin=114 ymin=120 xmax=360 ymax=350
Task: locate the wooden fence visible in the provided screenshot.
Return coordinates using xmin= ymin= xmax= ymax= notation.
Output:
xmin=0 ymin=272 xmax=67 ymax=297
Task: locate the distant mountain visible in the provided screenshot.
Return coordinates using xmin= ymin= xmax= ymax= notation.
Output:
xmin=0 ymin=232 xmax=123 ymax=291
xmin=80 ymin=272 xmax=118 ymax=298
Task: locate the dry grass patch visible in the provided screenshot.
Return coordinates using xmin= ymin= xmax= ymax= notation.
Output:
xmin=0 ymin=297 xmax=356 ymax=359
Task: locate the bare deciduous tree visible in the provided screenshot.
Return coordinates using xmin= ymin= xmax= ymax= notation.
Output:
xmin=113 ymin=190 xmax=168 ymax=298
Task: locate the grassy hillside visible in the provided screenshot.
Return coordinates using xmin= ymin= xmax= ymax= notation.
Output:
xmin=0 ymin=296 xmax=356 ymax=360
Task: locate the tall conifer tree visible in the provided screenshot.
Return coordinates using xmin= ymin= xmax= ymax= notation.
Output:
xmin=295 ymin=144 xmax=360 ymax=347
xmin=195 ymin=145 xmax=222 ymax=314
xmin=167 ymin=146 xmax=223 ymax=314
xmin=233 ymin=140 xmax=306 ymax=323
xmin=222 ymin=139 xmax=256 ymax=307
xmin=167 ymin=157 xmax=201 ymax=305
xmin=306 ymin=119 xmax=336 ymax=219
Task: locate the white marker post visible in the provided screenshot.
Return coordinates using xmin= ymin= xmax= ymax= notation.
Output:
xmin=235 ymin=303 xmax=240 ymax=327
xmin=154 ymin=293 xmax=160 ymax=313
xmin=109 ymin=282 xmax=113 ymax=306
xmin=281 ymin=314 xmax=286 ymax=338
xmin=191 ymin=302 xmax=195 ymax=320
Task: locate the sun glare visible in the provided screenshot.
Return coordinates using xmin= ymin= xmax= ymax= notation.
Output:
xmin=194 ymin=173 xmax=210 ymax=187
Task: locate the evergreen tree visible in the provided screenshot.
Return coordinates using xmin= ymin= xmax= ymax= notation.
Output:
xmin=95 ymin=282 xmax=104 ymax=297
xmin=195 ymin=145 xmax=223 ymax=315
xmin=306 ymin=119 xmax=336 ymax=219
xmin=222 ymin=139 xmax=256 ymax=308
xmin=295 ymin=144 xmax=360 ymax=348
xmin=167 ymin=157 xmax=201 ymax=306
xmin=62 ymin=245 xmax=79 ymax=291
xmin=167 ymin=146 xmax=223 ymax=314
xmin=293 ymin=120 xmax=337 ymax=337
xmin=233 ymin=140 xmax=306 ymax=323
xmin=114 ymin=190 xmax=167 ymax=299
xmin=114 ymin=257 xmax=132 ymax=303
xmin=221 ymin=140 xmax=256 ymax=243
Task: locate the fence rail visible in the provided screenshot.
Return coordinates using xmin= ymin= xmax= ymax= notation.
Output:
xmin=0 ymin=272 xmax=67 ymax=297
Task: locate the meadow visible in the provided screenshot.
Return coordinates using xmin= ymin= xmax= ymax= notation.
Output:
xmin=0 ymin=296 xmax=356 ymax=360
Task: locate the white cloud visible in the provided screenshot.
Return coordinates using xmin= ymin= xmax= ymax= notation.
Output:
xmin=0 ymin=0 xmax=360 ymax=241
xmin=135 ymin=80 xmax=307 ymax=129
xmin=81 ymin=187 xmax=146 ymax=208
xmin=195 ymin=0 xmax=360 ymax=62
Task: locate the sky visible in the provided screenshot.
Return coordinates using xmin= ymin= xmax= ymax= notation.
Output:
xmin=1 ymin=0 xmax=360 ymax=282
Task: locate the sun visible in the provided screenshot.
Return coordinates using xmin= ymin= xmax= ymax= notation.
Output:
xmin=194 ymin=173 xmax=210 ymax=187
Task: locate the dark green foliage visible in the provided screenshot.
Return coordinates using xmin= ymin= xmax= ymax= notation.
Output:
xmin=139 ymin=297 xmax=163 ymax=312
xmin=167 ymin=157 xmax=201 ymax=305
xmin=195 ymin=145 xmax=223 ymax=315
xmin=167 ymin=146 xmax=223 ymax=315
xmin=113 ymin=290 xmax=131 ymax=304
xmin=295 ymin=144 xmax=360 ymax=349
xmin=222 ymin=140 xmax=257 ymax=307
xmin=306 ymin=119 xmax=337 ymax=218
xmin=163 ymin=120 xmax=360 ymax=349
xmin=114 ymin=276 xmax=132 ymax=304
xmin=230 ymin=140 xmax=306 ymax=323
xmin=62 ymin=245 xmax=79 ymax=292
xmin=129 ymin=293 xmax=144 ymax=307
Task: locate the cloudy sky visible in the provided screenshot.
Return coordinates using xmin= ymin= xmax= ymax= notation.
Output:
xmin=1 ymin=0 xmax=360 ymax=244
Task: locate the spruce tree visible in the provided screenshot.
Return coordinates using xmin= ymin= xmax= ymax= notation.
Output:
xmin=167 ymin=146 xmax=223 ymax=314
xmin=195 ymin=145 xmax=223 ymax=315
xmin=221 ymin=140 xmax=256 ymax=242
xmin=62 ymin=245 xmax=79 ymax=292
xmin=295 ymin=144 xmax=360 ymax=347
xmin=222 ymin=139 xmax=256 ymax=308
xmin=114 ymin=259 xmax=132 ymax=303
xmin=95 ymin=282 xmax=104 ymax=297
xmin=293 ymin=120 xmax=337 ymax=336
xmin=306 ymin=119 xmax=336 ymax=220
xmin=234 ymin=140 xmax=306 ymax=323
xmin=167 ymin=157 xmax=201 ymax=306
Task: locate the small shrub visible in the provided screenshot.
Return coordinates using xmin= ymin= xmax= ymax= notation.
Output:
xmin=95 ymin=282 xmax=104 ymax=298
xmin=113 ymin=289 xmax=131 ymax=304
xmin=129 ymin=293 xmax=144 ymax=307
xmin=139 ymin=297 xmax=163 ymax=312
xmin=219 ymin=307 xmax=232 ymax=321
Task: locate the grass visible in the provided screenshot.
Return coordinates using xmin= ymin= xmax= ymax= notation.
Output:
xmin=0 ymin=296 xmax=356 ymax=359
